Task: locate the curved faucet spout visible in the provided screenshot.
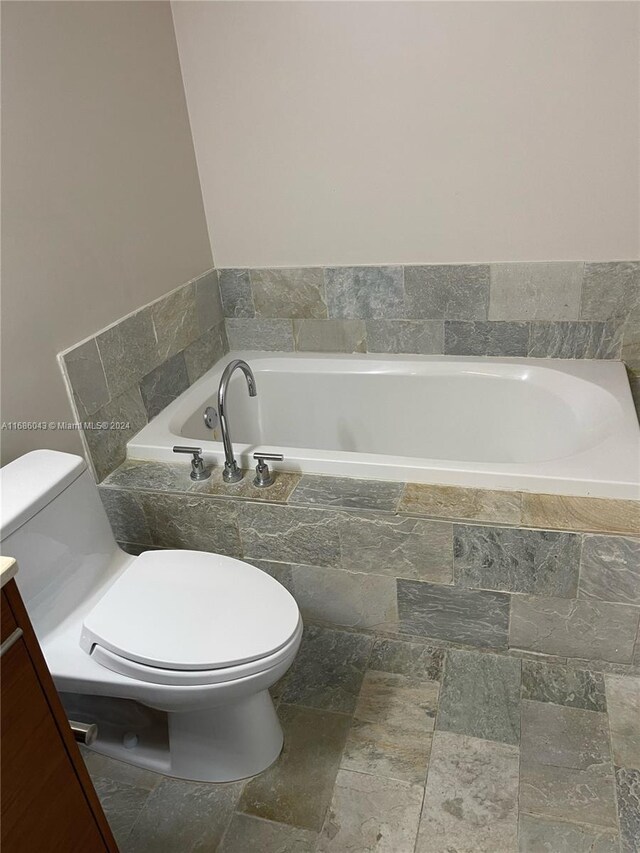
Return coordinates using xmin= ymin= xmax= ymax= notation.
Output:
xmin=217 ymin=359 xmax=257 ymax=482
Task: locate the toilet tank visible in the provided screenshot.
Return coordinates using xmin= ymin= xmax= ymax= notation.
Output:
xmin=0 ymin=450 xmax=123 ymax=638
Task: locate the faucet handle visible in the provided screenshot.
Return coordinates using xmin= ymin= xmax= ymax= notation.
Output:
xmin=253 ymin=452 xmax=284 ymax=463
xmin=252 ymin=452 xmax=284 ymax=488
xmin=172 ymin=445 xmax=211 ymax=481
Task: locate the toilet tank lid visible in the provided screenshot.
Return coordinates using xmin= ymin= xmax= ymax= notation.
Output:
xmin=0 ymin=450 xmax=87 ymax=540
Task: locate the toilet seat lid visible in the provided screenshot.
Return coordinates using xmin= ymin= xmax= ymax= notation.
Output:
xmin=81 ymin=550 xmax=300 ymax=671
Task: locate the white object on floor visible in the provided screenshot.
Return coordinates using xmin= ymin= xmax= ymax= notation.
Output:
xmin=0 ymin=449 xmax=301 ymax=783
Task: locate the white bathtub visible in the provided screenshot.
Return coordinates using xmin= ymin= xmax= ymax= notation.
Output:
xmin=127 ymin=352 xmax=640 ymax=499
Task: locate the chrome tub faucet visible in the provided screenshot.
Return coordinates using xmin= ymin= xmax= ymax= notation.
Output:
xmin=217 ymin=359 xmax=257 ymax=482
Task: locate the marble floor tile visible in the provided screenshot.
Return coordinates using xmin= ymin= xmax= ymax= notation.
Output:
xmin=341 ymin=717 xmax=433 ymax=785
xmin=219 ymin=814 xmax=317 ymax=852
xmin=568 ymin=656 xmax=640 ymax=679
xmin=519 ymin=761 xmax=618 ymax=829
xmin=517 ymin=813 xmax=619 ymax=853
xmin=437 ymin=649 xmax=521 ymax=744
xmin=368 ymin=637 xmax=445 ymax=681
xmin=354 ymin=670 xmax=440 ymax=732
xmin=521 ymin=660 xmax=607 ymax=711
xmin=282 ymin=624 xmax=373 ymax=713
xmin=519 ymin=699 xmax=617 ymax=830
xmin=269 ymin=673 xmax=289 ymax=707
xmin=238 ymin=704 xmax=351 ymax=832
xmin=92 ymin=777 xmax=152 ymax=848
xmin=616 ymin=767 xmax=640 ymax=853
xmin=81 ymin=748 xmax=160 ymax=792
xmin=520 ymin=700 xmax=611 ymax=771
xmin=397 ymin=580 xmax=510 ymax=649
xmin=124 ymin=777 xmax=243 ymax=853
xmin=416 ymin=731 xmax=519 ymax=853
xmin=606 ymin=675 xmax=640 ymax=769
xmin=317 ymin=769 xmax=423 ymax=853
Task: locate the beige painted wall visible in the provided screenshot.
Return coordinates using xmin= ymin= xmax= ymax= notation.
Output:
xmin=172 ymin=1 xmax=640 ymax=268
xmin=1 ymin=1 xmax=213 ymax=464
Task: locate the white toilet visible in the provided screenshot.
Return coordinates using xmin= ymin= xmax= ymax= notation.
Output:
xmin=0 ymin=449 xmax=302 ymax=783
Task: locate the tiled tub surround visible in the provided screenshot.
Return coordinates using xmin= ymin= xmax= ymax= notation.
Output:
xmin=59 ymin=270 xmax=228 ymax=481
xmin=85 ymin=627 xmax=640 ymax=852
xmin=219 ymin=262 xmax=639 ymax=363
xmin=128 ymin=350 xmax=640 ymax=499
xmin=99 ymin=463 xmax=640 ymax=669
xmin=59 ymin=260 xmax=639 ymax=486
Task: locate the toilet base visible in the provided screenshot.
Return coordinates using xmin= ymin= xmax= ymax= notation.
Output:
xmin=61 ymin=689 xmax=284 ymax=783
xmin=168 ymin=690 xmax=283 ymax=782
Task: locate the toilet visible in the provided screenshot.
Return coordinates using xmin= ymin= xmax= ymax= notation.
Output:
xmin=0 ymin=449 xmax=302 ymax=783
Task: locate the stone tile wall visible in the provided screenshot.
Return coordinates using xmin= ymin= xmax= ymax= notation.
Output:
xmin=99 ymin=462 xmax=640 ymax=669
xmin=60 ymin=259 xmax=639 ymax=484
xmin=219 ymin=262 xmax=639 ymax=367
xmin=59 ymin=270 xmax=227 ymax=481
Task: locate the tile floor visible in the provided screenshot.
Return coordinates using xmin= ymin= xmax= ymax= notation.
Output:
xmin=83 ymin=625 xmax=640 ymax=852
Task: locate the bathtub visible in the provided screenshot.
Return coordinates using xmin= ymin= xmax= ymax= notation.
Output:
xmin=127 ymin=352 xmax=640 ymax=499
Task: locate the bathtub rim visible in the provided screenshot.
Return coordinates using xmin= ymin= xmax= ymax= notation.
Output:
xmin=126 ymin=351 xmax=640 ymax=500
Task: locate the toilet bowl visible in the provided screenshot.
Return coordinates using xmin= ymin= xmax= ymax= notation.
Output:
xmin=0 ymin=450 xmax=302 ymax=782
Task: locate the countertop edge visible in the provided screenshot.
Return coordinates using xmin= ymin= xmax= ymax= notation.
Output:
xmin=0 ymin=556 xmax=17 ymax=589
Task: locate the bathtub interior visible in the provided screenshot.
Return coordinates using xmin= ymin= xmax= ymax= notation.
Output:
xmin=127 ymin=352 xmax=640 ymax=498
xmin=179 ymin=361 xmax=620 ymax=465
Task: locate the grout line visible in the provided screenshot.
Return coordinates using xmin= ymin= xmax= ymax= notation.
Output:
xmin=120 ymin=784 xmax=158 ymax=848
xmin=604 ymin=675 xmax=624 ymax=844
xmin=412 ymin=650 xmax=449 ymax=852
xmin=518 ymin=809 xmax=621 ymax=833
xmin=277 ymin=700 xmax=355 ymax=720
xmin=515 ymin=656 xmax=523 ymax=846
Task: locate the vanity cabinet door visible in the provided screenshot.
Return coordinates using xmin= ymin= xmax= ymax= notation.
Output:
xmin=1 ymin=581 xmax=118 ymax=852
xmin=1 ymin=637 xmax=107 ymax=852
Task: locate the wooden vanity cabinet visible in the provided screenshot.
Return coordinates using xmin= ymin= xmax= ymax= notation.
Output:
xmin=1 ymin=577 xmax=118 ymax=852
